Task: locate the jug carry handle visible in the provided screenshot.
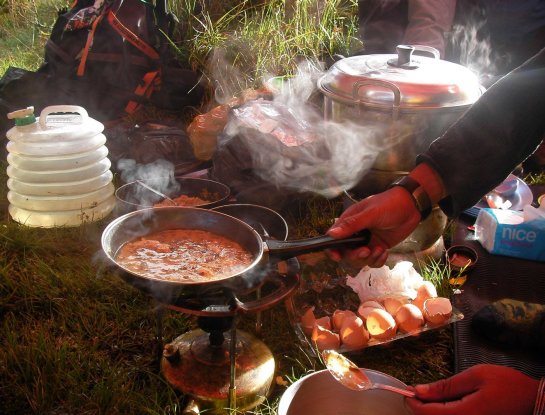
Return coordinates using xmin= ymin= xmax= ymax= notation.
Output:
xmin=39 ymin=105 xmax=89 ymax=128
xmin=352 ymin=79 xmax=401 ymax=120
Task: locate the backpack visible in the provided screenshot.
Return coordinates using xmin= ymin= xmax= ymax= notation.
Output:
xmin=1 ymin=0 xmax=204 ymax=128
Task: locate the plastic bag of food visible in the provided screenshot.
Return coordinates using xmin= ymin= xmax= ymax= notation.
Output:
xmin=187 ymin=87 xmax=272 ymax=161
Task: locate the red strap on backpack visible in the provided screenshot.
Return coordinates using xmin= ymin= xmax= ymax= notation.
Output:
xmin=77 ymin=12 xmax=104 ymax=76
xmin=125 ymin=69 xmax=161 ymax=113
xmin=107 ymin=10 xmax=160 ymax=60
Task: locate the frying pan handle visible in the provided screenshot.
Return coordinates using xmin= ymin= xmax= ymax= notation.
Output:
xmin=265 ymin=230 xmax=371 ymax=260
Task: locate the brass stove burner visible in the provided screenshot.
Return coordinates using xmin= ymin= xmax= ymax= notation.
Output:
xmin=158 ymin=258 xmax=300 ymax=414
xmin=162 ymin=327 xmax=275 ymax=414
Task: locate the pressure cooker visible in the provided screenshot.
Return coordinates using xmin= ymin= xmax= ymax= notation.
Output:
xmin=318 ymin=45 xmax=484 ymax=176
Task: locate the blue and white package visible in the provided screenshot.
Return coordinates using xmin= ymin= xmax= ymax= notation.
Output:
xmin=475 ymin=208 xmax=545 ymax=262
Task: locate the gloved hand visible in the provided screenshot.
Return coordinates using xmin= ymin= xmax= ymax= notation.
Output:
xmin=405 ymin=364 xmax=540 ymax=415
xmin=327 ymin=186 xmax=421 ymax=267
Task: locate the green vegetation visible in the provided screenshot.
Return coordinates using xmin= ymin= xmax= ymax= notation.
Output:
xmin=524 ymin=171 xmax=545 ymax=186
xmin=0 ymin=0 xmax=66 ymax=75
xmin=0 ymin=0 xmax=360 ymax=95
xmin=174 ymin=0 xmax=360 ymax=90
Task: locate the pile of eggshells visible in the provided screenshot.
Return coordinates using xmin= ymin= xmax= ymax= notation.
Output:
xmin=300 ymin=280 xmax=453 ymax=351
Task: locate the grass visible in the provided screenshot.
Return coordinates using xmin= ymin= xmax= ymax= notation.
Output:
xmin=0 ymin=219 xmax=189 ymax=413
xmin=0 ymin=0 xmax=361 ymax=101
xmin=0 ymin=0 xmax=65 ymax=75
xmin=524 ymin=171 xmax=545 ymax=186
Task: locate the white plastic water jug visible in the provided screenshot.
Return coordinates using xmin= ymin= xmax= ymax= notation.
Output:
xmin=6 ymin=105 xmax=115 ymax=227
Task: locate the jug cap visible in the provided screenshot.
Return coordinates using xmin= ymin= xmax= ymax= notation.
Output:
xmin=7 ymin=107 xmax=37 ymax=126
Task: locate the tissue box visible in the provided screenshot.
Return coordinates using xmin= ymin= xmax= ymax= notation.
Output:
xmin=475 ymin=208 xmax=545 ymax=261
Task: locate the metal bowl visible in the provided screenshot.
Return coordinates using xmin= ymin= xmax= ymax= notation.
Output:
xmin=278 ymin=368 xmax=410 ymax=415
xmin=115 ymin=177 xmax=230 ymax=213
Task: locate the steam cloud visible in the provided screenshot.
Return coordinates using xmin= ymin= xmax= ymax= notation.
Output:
xmin=217 ymin=60 xmax=400 ymax=198
xmin=449 ymin=17 xmax=497 ymax=84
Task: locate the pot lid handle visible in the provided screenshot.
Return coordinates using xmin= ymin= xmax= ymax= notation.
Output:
xmin=412 ymin=44 xmax=440 ymax=59
xmin=388 ymin=45 xmax=418 ymax=69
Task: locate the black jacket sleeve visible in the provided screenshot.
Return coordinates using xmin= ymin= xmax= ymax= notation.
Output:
xmin=417 ymin=46 xmax=545 ymax=216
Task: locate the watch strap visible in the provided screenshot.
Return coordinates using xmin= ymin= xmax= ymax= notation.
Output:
xmin=389 ymin=176 xmax=432 ymax=221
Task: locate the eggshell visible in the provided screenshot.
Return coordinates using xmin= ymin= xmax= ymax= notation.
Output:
xmin=300 ymin=307 xmax=316 ymax=336
xmin=315 ymin=316 xmax=332 ymax=331
xmin=382 ymin=297 xmax=407 ymax=317
xmin=357 ymin=300 xmax=385 ymax=320
xmin=339 ymin=314 xmax=370 ymax=349
xmin=311 ymin=324 xmax=341 ymax=351
xmin=423 ymin=297 xmax=453 ymax=325
xmin=395 ymin=303 xmax=425 ymax=333
xmin=413 ymin=281 xmax=438 ymax=311
xmin=365 ymin=308 xmax=397 ymax=340
xmin=332 ymin=309 xmax=357 ymax=331
xmin=361 ymin=300 xmax=385 ymax=309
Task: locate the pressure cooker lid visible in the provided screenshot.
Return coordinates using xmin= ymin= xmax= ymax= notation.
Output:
xmin=318 ymin=45 xmax=483 ymax=110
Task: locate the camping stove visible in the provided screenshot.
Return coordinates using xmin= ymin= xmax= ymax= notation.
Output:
xmin=159 ymin=258 xmax=300 ymax=414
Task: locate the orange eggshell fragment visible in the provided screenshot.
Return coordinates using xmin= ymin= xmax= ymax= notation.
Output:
xmin=311 ymin=325 xmax=341 ymax=351
xmin=361 ymin=300 xmax=384 ymax=309
xmin=332 ymin=309 xmax=357 ymax=331
xmin=300 ymin=307 xmax=316 ymax=336
xmin=357 ymin=300 xmax=385 ymax=320
xmin=339 ymin=314 xmax=370 ymax=349
xmin=365 ymin=308 xmax=397 ymax=340
xmin=382 ymin=297 xmax=407 ymax=317
xmin=315 ymin=316 xmax=332 ymax=331
xmin=423 ymin=297 xmax=453 ymax=325
xmin=413 ymin=281 xmax=438 ymax=311
xmin=395 ymin=303 xmax=425 ymax=333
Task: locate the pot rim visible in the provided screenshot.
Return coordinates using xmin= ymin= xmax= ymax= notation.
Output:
xmin=278 ymin=368 xmax=410 ymax=415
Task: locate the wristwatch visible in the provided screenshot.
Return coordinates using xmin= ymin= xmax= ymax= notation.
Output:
xmin=389 ymin=176 xmax=432 ymax=221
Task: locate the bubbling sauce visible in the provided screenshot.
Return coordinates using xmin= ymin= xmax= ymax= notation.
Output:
xmin=116 ymin=229 xmax=254 ymax=282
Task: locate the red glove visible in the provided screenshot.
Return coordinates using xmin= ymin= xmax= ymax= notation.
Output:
xmin=327 ymin=186 xmax=421 ymax=267
xmin=406 ymin=364 xmax=540 ymax=415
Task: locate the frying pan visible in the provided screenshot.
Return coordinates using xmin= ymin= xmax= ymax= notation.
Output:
xmin=101 ymin=207 xmax=370 ymax=301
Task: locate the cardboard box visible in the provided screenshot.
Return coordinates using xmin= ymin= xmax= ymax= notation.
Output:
xmin=475 ymin=208 xmax=545 ymax=262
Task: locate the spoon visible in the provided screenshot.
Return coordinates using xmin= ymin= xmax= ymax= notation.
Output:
xmin=136 ymin=180 xmax=177 ymax=206
xmin=322 ymin=349 xmax=415 ymax=398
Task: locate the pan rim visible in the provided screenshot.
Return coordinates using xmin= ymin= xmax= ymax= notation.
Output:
xmin=101 ymin=206 xmax=265 ymax=286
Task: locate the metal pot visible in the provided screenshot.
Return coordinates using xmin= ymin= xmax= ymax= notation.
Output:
xmin=101 ymin=207 xmax=370 ymax=302
xmin=114 ymin=177 xmax=231 ymax=214
xmin=318 ymin=45 xmax=484 ymax=173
